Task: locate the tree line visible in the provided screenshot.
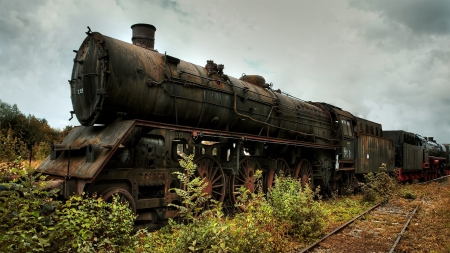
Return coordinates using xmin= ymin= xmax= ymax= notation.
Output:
xmin=0 ymin=99 xmax=72 ymax=162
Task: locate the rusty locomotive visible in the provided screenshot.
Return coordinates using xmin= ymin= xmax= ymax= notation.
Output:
xmin=37 ymin=24 xmax=450 ymax=220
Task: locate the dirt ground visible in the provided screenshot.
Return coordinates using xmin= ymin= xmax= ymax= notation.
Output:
xmin=396 ymin=179 xmax=450 ymax=252
xmin=310 ymin=178 xmax=450 ymax=252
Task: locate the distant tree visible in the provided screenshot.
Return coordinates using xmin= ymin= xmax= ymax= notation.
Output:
xmin=0 ymin=100 xmax=72 ymax=162
xmin=0 ymin=128 xmax=28 ymax=162
xmin=0 ymin=100 xmax=26 ymax=134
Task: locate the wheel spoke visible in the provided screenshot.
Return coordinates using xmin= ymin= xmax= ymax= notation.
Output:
xmin=193 ymin=155 xmax=226 ymax=206
xmin=210 ymin=167 xmax=218 ymax=180
xmin=230 ymin=157 xmax=262 ymax=211
xmin=212 ymin=190 xmax=223 ymax=195
xmin=235 ymin=175 xmax=246 ymax=183
xmin=211 ymin=176 xmax=223 ymax=184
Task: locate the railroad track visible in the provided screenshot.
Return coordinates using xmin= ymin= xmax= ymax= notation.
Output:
xmin=298 ymin=175 xmax=449 ymax=252
xmin=418 ymin=174 xmax=450 ymax=185
xmin=299 ymin=200 xmax=420 ymax=253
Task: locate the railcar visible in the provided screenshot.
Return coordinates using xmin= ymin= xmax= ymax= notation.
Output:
xmin=36 ymin=24 xmax=446 ymax=221
xmin=383 ymin=131 xmax=449 ymax=182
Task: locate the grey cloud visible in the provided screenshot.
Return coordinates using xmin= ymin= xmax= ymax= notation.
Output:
xmin=349 ymin=0 xmax=450 ymax=35
xmin=156 ymin=0 xmax=190 ymax=17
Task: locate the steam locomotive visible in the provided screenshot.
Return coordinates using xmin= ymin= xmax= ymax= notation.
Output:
xmin=37 ymin=24 xmax=450 ymax=220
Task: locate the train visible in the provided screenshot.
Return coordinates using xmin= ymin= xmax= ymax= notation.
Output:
xmin=36 ymin=24 xmax=450 ymax=220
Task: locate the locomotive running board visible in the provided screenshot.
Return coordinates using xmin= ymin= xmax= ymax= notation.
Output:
xmin=37 ymin=120 xmax=136 ymax=181
xmin=37 ymin=119 xmax=339 ymax=182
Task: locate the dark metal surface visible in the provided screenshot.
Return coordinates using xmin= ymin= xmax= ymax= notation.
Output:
xmin=70 ymin=27 xmax=334 ymax=145
xmin=133 ymin=119 xmax=340 ymax=149
xmin=38 ymin=119 xmax=340 ymax=182
xmin=355 ymin=134 xmax=394 ymax=174
xmin=402 ymin=143 xmax=423 ymax=171
xmin=383 ymin=130 xmax=423 ymax=169
xmin=131 ymin=23 xmax=156 ymax=50
xmin=356 ymin=117 xmax=383 ymax=137
xmin=37 ymin=120 xmax=135 ymax=179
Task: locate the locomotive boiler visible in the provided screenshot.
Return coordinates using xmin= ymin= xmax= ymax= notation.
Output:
xmin=71 ymin=24 xmax=333 ymax=143
xmin=37 ymin=24 xmax=399 ymax=220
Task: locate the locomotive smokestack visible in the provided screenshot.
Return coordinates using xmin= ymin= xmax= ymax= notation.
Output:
xmin=131 ymin=23 xmax=156 ymax=50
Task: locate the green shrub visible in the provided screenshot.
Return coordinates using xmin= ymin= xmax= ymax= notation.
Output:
xmin=227 ymin=182 xmax=287 ymax=252
xmin=51 ymin=193 xmax=136 ymax=253
xmin=0 ymin=128 xmax=28 ymax=163
xmin=361 ymin=163 xmax=397 ymax=202
xmin=0 ymin=161 xmax=137 ymax=253
xmin=137 ymin=155 xmax=287 ymax=252
xmin=169 ymin=154 xmax=211 ymax=221
xmin=0 ymin=164 xmax=60 ymax=252
xmin=32 ymin=142 xmax=50 ymax=161
xmin=267 ymin=175 xmax=327 ymax=240
xmin=324 ymin=197 xmax=370 ymax=224
xmin=399 ymin=188 xmax=417 ymax=200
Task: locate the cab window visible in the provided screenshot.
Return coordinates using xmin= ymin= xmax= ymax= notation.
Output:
xmin=341 ymin=120 xmax=353 ymax=137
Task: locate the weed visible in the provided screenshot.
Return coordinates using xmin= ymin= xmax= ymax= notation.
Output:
xmin=361 ymin=163 xmax=397 ymax=202
xmin=267 ymin=175 xmax=327 ymax=240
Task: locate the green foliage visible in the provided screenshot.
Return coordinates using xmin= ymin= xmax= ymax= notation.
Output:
xmin=399 ymin=187 xmax=417 ymax=200
xmin=323 ymin=197 xmax=371 ymax=224
xmin=137 ymin=155 xmax=288 ymax=252
xmin=52 ymin=193 xmax=136 ymax=253
xmin=0 ymin=128 xmax=28 ymax=163
xmin=0 ymin=163 xmax=60 ymax=252
xmin=0 ymin=100 xmax=74 ymax=162
xmin=267 ymin=175 xmax=327 ymax=240
xmin=169 ymin=154 xmax=211 ymax=221
xmin=361 ymin=163 xmax=398 ymax=202
xmin=32 ymin=141 xmax=51 ymax=161
xmin=0 ymin=161 xmax=137 ymax=253
xmin=228 ymin=181 xmax=287 ymax=252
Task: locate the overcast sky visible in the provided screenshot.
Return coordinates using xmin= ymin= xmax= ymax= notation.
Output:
xmin=1 ymin=0 xmax=449 ymax=142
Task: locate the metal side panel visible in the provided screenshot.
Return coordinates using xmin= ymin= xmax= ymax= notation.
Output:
xmin=37 ymin=120 xmax=135 ymax=179
xmin=402 ymin=143 xmax=423 ymax=171
xmin=356 ymin=134 xmax=394 ymax=174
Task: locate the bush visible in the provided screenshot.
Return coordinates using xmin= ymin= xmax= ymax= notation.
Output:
xmin=32 ymin=142 xmax=51 ymax=161
xmin=0 ymin=165 xmax=60 ymax=252
xmin=51 ymin=193 xmax=136 ymax=252
xmin=399 ymin=188 xmax=417 ymax=200
xmin=0 ymin=128 xmax=28 ymax=163
xmin=137 ymin=155 xmax=287 ymax=252
xmin=169 ymin=154 xmax=211 ymax=221
xmin=0 ymin=162 xmax=137 ymax=253
xmin=361 ymin=163 xmax=397 ymax=202
xmin=267 ymin=175 xmax=327 ymax=240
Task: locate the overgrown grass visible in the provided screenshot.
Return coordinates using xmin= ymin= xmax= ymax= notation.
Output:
xmin=322 ymin=196 xmax=372 ymax=226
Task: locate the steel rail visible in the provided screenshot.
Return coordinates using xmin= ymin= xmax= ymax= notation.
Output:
xmin=389 ymin=201 xmax=422 ymax=253
xmin=418 ymin=174 xmax=450 ymax=185
xmin=298 ymin=202 xmax=382 ymax=253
